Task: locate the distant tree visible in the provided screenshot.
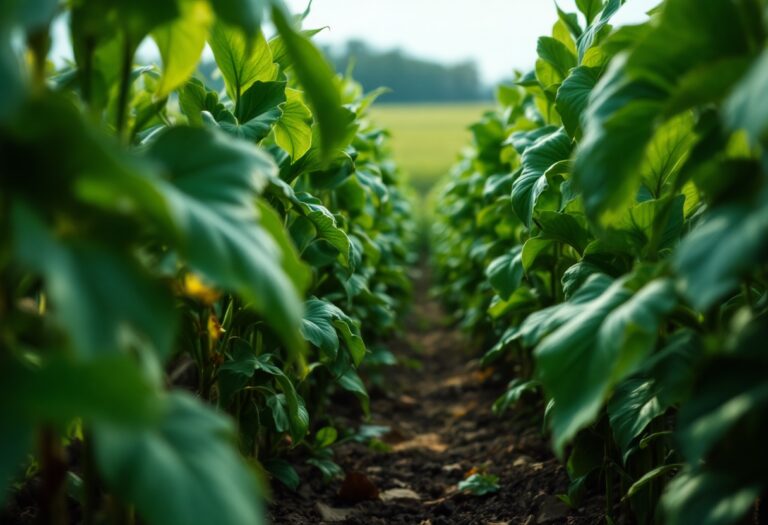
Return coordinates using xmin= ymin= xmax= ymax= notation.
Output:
xmin=325 ymin=40 xmax=491 ymax=103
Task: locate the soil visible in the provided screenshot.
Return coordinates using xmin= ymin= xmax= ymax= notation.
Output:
xmin=269 ymin=266 xmax=606 ymax=525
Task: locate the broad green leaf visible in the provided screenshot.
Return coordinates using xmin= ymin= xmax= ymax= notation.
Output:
xmin=725 ymin=48 xmax=768 ymax=143
xmin=178 ymin=78 xmax=231 ymax=126
xmin=561 ymin=261 xmax=603 ymax=299
xmin=521 ymin=238 xmax=552 ymax=273
xmin=536 ymin=277 xmax=676 ymax=455
xmin=336 ymin=367 xmax=369 ymax=415
xmin=577 ymin=0 xmax=624 ymax=61
xmin=520 ymin=273 xmax=614 ymax=347
xmin=640 ymin=112 xmax=696 ymax=198
xmin=573 ymin=59 xmax=666 ymax=223
xmin=607 ymin=377 xmax=664 ymax=461
xmin=0 ymin=418 xmax=32 ymax=501
xmin=674 ymin=193 xmax=768 ymax=311
xmin=537 ymin=36 xmax=577 ymax=80
xmin=486 ymin=246 xmax=524 ymax=299
xmin=537 ymin=211 xmax=590 ymax=254
xmin=576 ymin=0 xmax=604 ymax=25
xmin=263 ymin=458 xmax=300 ymax=490
xmin=662 ymin=470 xmax=761 ymax=525
xmin=208 ymin=21 xmax=276 ymax=104
xmin=271 ymin=7 xmax=353 ymax=161
xmin=0 ymin=355 xmax=161 ymax=426
xmin=511 ymin=128 xmax=572 ymax=227
xmin=626 ymin=463 xmax=684 ymax=499
xmin=556 ymin=6 xmax=583 ymax=40
xmin=209 ymin=0 xmax=267 ymax=40
xmin=301 ymin=298 xmax=365 ymax=365
xmin=236 ymin=80 xmax=286 ymax=122
xmin=94 ymin=393 xmax=265 ymax=525
xmin=152 ymin=0 xmax=213 ymax=98
xmin=12 ymin=204 xmax=177 ymax=359
xmin=290 ymin=192 xmax=352 ymax=267
xmin=254 ymin=198 xmax=311 ymax=292
xmin=555 ymin=66 xmax=600 ymax=139
xmin=273 ymin=88 xmax=312 ymax=160
xmin=147 ymin=126 xmax=305 ymax=356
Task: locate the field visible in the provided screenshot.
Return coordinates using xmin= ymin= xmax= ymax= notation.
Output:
xmin=370 ymin=103 xmax=492 ymax=195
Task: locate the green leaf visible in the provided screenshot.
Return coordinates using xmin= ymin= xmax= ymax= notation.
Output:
xmin=576 ymin=0 xmax=604 ymax=25
xmin=0 ymin=355 xmax=161 ymax=426
xmin=537 ymin=36 xmax=577 ymax=80
xmin=271 ymin=7 xmax=353 ymax=161
xmin=263 ymin=458 xmax=300 ymax=490
xmin=520 ymin=273 xmax=614 ymax=347
xmin=674 ymin=193 xmax=768 ymax=311
xmin=577 ymin=0 xmax=624 ymax=61
xmin=536 ymin=277 xmax=676 ymax=455
xmin=607 ymin=378 xmax=664 ymax=461
xmin=178 ymin=78 xmax=230 ymax=125
xmin=94 ymin=393 xmax=265 ymax=525
xmin=290 ymin=192 xmax=352 ymax=267
xmin=458 ymin=473 xmax=500 ymax=496
xmin=662 ymin=469 xmax=761 ymax=525
xmin=486 ymin=246 xmax=524 ymax=299
xmin=555 ymin=66 xmax=600 ymax=139
xmin=273 ymin=88 xmax=313 ymax=160
xmin=625 ymin=463 xmax=683 ymax=499
xmin=725 ymin=48 xmax=768 ymax=143
xmin=301 ymin=298 xmax=365 ymax=366
xmin=315 ymin=426 xmax=338 ymax=448
xmin=512 ymin=128 xmax=572 ymax=227
xmin=236 ymin=80 xmax=286 ymax=122
xmin=216 ymin=81 xmax=286 ymax=142
xmin=208 ymin=21 xmax=276 ymax=103
xmin=639 ymin=112 xmax=696 ymax=198
xmin=147 ymin=126 xmax=305 ymax=356
xmin=209 ymin=0 xmax=267 ymax=40
xmin=254 ymin=198 xmax=311 ymax=293
xmin=152 ymin=0 xmax=212 ymax=98
xmin=0 ymin=418 xmax=32 ymax=501
xmin=12 ymin=204 xmax=177 ymax=359
xmin=537 ymin=211 xmax=590 ymax=254
xmin=573 ymin=60 xmax=666 ymax=224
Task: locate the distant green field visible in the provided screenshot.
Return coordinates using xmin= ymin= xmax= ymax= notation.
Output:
xmin=370 ymin=103 xmax=492 ymax=195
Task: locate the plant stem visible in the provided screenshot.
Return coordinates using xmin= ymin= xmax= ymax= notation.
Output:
xmin=82 ymin=430 xmax=99 ymax=525
xmin=115 ymin=35 xmax=134 ymax=139
xmin=39 ymin=427 xmax=68 ymax=525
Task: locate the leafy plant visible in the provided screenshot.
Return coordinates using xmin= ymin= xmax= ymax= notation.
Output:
xmin=0 ymin=1 xmax=412 ymax=523
xmin=434 ymin=0 xmax=768 ymax=523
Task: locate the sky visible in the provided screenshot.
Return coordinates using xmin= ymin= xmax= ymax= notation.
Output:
xmin=48 ymin=0 xmax=661 ymax=84
xmin=285 ymin=0 xmax=661 ymax=83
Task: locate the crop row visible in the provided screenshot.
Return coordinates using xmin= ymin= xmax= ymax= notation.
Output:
xmin=0 ymin=2 xmax=412 ymax=524
xmin=434 ymin=0 xmax=768 ymax=523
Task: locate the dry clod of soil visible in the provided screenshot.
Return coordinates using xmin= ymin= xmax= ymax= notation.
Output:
xmin=536 ymin=496 xmax=571 ymax=523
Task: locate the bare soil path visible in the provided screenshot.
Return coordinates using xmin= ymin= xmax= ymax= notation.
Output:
xmin=269 ymin=266 xmax=603 ymax=525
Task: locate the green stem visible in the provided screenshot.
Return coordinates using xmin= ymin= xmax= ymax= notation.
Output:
xmin=82 ymin=430 xmax=99 ymax=525
xmin=39 ymin=427 xmax=68 ymax=525
xmin=115 ymin=35 xmax=134 ymax=139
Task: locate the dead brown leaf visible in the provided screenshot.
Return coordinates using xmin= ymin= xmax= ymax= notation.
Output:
xmin=337 ymin=471 xmax=379 ymax=503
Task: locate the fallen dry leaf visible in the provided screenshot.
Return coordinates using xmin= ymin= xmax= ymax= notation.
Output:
xmin=316 ymin=502 xmax=354 ymax=522
xmin=392 ymin=432 xmax=447 ymax=453
xmin=379 ymin=488 xmax=421 ymax=501
xmin=337 ymin=471 xmax=379 ymax=503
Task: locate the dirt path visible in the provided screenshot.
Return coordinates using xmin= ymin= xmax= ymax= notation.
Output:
xmin=270 ymin=266 xmax=603 ymax=525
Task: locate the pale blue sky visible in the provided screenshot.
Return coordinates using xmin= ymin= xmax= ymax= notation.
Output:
xmin=49 ymin=1 xmax=661 ymax=84
xmin=286 ymin=0 xmax=660 ymax=82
